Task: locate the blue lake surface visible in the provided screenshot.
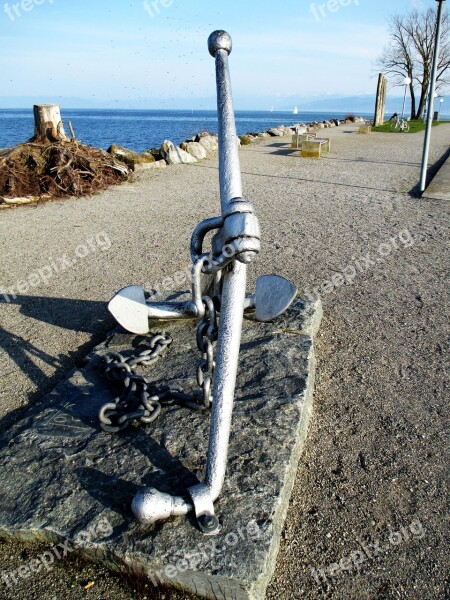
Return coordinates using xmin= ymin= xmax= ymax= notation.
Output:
xmin=0 ymin=109 xmax=373 ymax=153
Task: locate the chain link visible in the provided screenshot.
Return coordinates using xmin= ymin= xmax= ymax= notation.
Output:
xmin=97 ymin=254 xmax=220 ymax=432
xmin=97 ymin=333 xmax=200 ymax=433
xmin=195 ymin=295 xmax=218 ymax=409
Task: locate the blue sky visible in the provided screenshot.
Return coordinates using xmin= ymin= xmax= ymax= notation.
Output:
xmin=0 ymin=0 xmax=445 ymax=108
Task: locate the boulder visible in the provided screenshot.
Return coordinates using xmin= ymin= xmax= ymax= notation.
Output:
xmin=135 ymin=160 xmax=167 ymax=171
xmin=258 ymin=132 xmax=271 ymax=138
xmin=239 ymin=135 xmax=254 ymax=146
xmin=140 ymin=151 xmax=156 ymax=162
xmin=107 ymin=144 xmax=156 ymax=171
xmin=268 ymin=127 xmax=285 ymax=137
xmin=180 ymin=141 xmax=207 ymax=160
xmin=160 ymin=140 xmax=197 ymax=165
xmin=196 ymin=131 xmax=212 ymax=139
xmin=198 ymin=135 xmax=219 ymax=155
xmin=146 ymin=147 xmax=164 ymax=161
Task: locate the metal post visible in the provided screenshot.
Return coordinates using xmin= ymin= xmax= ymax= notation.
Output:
xmin=205 ymin=31 xmax=249 ymax=499
xmin=420 ymin=0 xmax=446 ymax=193
xmin=402 ymin=87 xmax=407 ymax=120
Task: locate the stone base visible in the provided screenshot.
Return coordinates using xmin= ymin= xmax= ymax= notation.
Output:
xmin=0 ymin=294 xmax=322 ymax=600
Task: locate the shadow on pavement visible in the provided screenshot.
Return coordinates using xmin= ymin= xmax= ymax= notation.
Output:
xmin=0 ymin=295 xmax=113 ymax=431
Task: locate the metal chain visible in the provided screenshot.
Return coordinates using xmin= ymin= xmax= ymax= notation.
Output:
xmin=97 ymin=333 xmax=202 ymax=433
xmin=97 ymin=255 xmax=220 ymax=433
xmin=196 ymin=295 xmax=218 ymax=409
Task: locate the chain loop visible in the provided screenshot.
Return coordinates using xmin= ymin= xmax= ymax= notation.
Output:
xmin=194 ymin=295 xmax=217 ymax=409
xmin=98 ymin=246 xmax=223 ymax=431
xmin=97 ymin=333 xmax=178 ymax=433
xmin=96 ymin=329 xmax=217 ymax=432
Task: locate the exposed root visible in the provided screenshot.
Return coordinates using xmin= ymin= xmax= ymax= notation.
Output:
xmin=0 ymin=141 xmax=130 ymax=206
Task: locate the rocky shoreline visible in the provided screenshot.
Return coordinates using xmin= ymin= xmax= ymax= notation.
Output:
xmin=107 ymin=116 xmax=367 ymax=171
xmin=0 ymin=115 xmax=367 ymax=207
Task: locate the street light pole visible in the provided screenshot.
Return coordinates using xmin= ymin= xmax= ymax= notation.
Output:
xmin=420 ymin=0 xmax=447 ymax=194
xmin=438 ymin=98 xmax=444 ymax=119
xmin=402 ymin=76 xmax=412 ymax=120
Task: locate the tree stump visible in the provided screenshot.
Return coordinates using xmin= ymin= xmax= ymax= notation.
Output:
xmin=31 ymin=104 xmax=69 ymax=143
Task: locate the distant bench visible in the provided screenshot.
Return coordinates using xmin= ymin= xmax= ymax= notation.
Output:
xmin=291 ymin=132 xmax=331 ymax=157
xmin=302 ymin=138 xmax=331 ymax=158
xmin=291 ymin=132 xmax=317 ymax=149
xmin=300 ymin=138 xmax=331 ymax=158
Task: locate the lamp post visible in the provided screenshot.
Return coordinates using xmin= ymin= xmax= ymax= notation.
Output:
xmin=433 ymin=91 xmax=438 ymax=120
xmin=420 ymin=0 xmax=447 ymax=194
xmin=402 ymin=76 xmax=412 ymax=120
xmin=438 ymin=97 xmax=444 ymax=119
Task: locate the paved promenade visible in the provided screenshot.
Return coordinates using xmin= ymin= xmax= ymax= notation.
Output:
xmin=0 ymin=123 xmax=448 ymax=599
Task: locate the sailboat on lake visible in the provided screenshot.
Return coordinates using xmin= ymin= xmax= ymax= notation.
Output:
xmin=293 ymin=106 xmax=299 ymax=115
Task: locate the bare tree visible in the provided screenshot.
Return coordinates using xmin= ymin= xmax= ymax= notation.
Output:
xmin=377 ymin=8 xmax=450 ymax=119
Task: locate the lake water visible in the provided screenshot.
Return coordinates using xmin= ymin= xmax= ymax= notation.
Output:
xmin=0 ymin=109 xmax=372 ymax=153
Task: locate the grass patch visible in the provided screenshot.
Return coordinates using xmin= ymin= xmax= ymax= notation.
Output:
xmin=373 ymin=119 xmax=449 ymax=133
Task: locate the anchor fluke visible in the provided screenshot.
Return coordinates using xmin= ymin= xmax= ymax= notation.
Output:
xmin=255 ymin=275 xmax=297 ymax=322
xmin=108 ymin=286 xmax=199 ymax=334
xmin=108 ymin=285 xmax=149 ymax=335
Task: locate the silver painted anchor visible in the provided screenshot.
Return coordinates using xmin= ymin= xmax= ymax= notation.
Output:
xmin=106 ymin=31 xmax=297 ymax=535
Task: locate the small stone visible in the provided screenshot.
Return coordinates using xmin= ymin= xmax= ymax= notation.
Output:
xmin=196 ymin=131 xmax=211 ymax=139
xmin=134 ymin=160 xmax=167 ymax=171
xmin=139 ymin=151 xmax=156 ymax=163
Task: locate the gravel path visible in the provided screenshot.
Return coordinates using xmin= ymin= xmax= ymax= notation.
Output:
xmin=0 ymin=124 xmax=448 ymax=600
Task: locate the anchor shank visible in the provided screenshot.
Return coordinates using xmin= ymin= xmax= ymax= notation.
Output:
xmin=206 ymin=260 xmax=246 ymax=499
xmin=205 ymin=34 xmax=249 ymax=500
xmin=215 ymin=47 xmax=243 ymax=209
